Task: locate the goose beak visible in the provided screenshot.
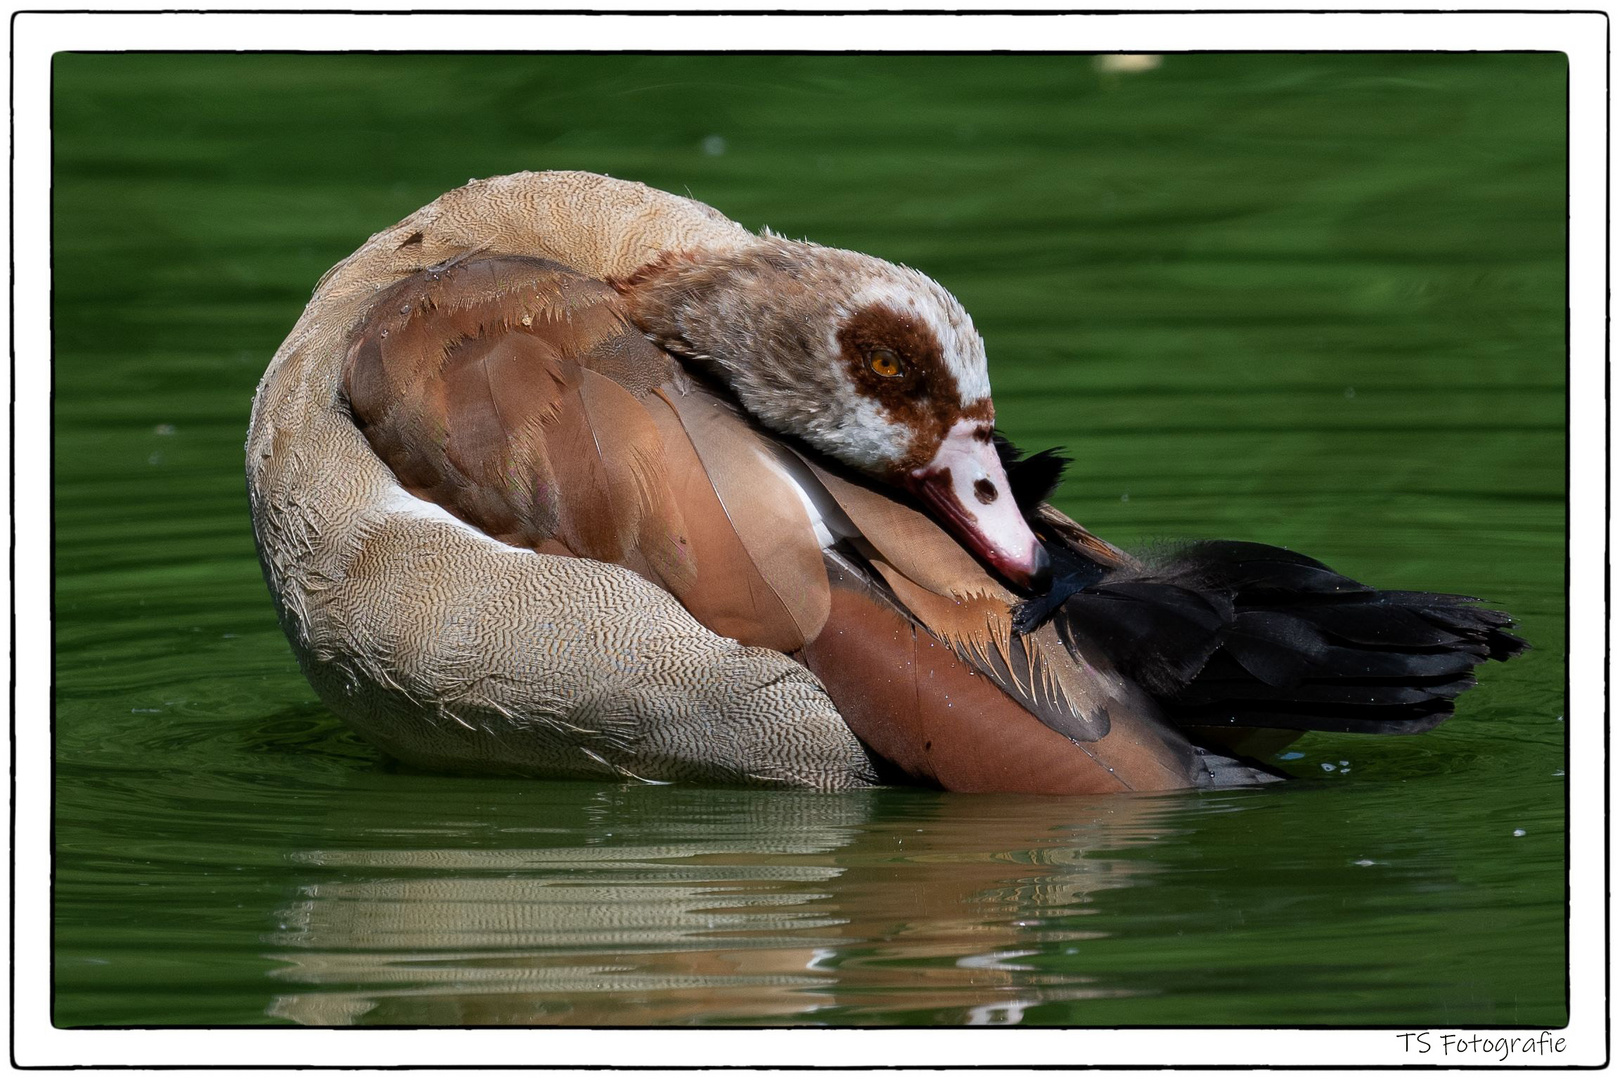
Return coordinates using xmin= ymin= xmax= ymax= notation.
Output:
xmin=907 ymin=420 xmax=1052 ymax=594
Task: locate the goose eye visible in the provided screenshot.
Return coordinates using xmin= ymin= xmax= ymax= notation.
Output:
xmin=868 ymin=348 xmax=905 ymax=379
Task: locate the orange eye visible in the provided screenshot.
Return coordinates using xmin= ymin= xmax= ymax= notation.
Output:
xmin=868 ymin=348 xmax=905 ymax=378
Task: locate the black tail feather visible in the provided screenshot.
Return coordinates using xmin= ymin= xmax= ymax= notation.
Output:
xmin=1017 ymin=535 xmax=1528 ymax=739
xmin=1048 ymin=582 xmax=1230 ymax=696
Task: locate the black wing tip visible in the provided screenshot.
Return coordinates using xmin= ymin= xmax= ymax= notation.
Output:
xmin=1489 ymin=629 xmax=1532 ymax=660
xmin=1028 ymin=534 xmax=1527 ymax=736
xmin=1011 ymin=594 xmax=1056 ymax=637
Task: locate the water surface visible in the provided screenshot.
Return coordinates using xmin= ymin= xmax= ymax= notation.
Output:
xmin=52 ymin=51 xmax=1566 ymax=1028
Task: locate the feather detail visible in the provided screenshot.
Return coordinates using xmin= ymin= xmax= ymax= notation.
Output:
xmin=1032 ymin=503 xmax=1138 ymax=572
xmin=592 ymin=385 xmax=699 ymax=597
xmin=783 ymin=450 xmax=1122 ymax=744
xmin=343 ymin=253 xmax=692 ymax=576
xmin=654 ymin=386 xmax=831 ymax=650
xmin=1020 ymin=536 xmax=1530 ymax=742
xmin=868 ymin=557 xmax=1109 ymax=742
xmin=799 ymin=552 xmax=1200 ymax=794
xmin=344 ymin=251 xmax=827 ymax=654
xmin=791 ymin=450 xmax=1012 ymax=603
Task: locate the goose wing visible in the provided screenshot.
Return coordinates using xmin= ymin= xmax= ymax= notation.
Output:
xmin=1025 ymin=538 xmax=1530 ymax=742
xmin=341 ymin=254 xmax=828 ymax=654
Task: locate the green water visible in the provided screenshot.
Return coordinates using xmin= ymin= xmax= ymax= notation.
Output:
xmin=53 ymin=52 xmax=1566 ymax=1028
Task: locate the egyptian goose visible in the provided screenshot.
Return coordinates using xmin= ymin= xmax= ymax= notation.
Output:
xmin=246 ymin=171 xmax=1524 ymax=794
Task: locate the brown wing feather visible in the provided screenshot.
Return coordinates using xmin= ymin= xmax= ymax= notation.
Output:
xmin=576 ymin=371 xmax=697 ymax=595
xmin=342 ymin=254 xmax=682 ymax=557
xmin=635 ymin=391 xmax=821 ymax=652
xmin=802 ymin=554 xmax=1200 ymax=794
xmin=655 ymin=387 xmax=831 ymax=650
xmin=439 ymin=332 xmax=569 ymax=543
xmin=789 ymin=450 xmax=1126 ymax=743
xmin=343 ymin=253 xmax=824 ymax=654
xmin=797 ymin=454 xmax=1010 ymax=603
xmin=873 ymin=563 xmax=1112 ymax=744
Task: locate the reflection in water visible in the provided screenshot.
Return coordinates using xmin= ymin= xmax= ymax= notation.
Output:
xmin=263 ymin=789 xmax=1179 ymax=1025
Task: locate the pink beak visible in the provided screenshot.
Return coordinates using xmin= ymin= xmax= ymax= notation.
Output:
xmin=905 ymin=420 xmax=1052 ymax=593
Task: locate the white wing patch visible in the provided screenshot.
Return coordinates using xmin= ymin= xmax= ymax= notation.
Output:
xmin=381 ymin=484 xmax=509 ymax=547
xmin=765 ymin=444 xmax=858 ymax=550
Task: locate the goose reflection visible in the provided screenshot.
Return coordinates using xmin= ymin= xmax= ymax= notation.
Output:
xmin=263 ymin=786 xmax=1183 ymax=1025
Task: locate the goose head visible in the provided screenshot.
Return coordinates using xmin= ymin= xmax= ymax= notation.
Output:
xmin=617 ymin=235 xmax=1052 ymax=593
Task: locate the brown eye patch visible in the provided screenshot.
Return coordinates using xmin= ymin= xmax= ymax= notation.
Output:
xmin=836 ymin=304 xmax=944 ymax=393
xmin=836 ymin=302 xmax=989 ymax=471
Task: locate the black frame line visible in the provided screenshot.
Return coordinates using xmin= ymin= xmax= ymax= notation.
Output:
xmin=18 ymin=6 xmax=1603 ymax=1071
